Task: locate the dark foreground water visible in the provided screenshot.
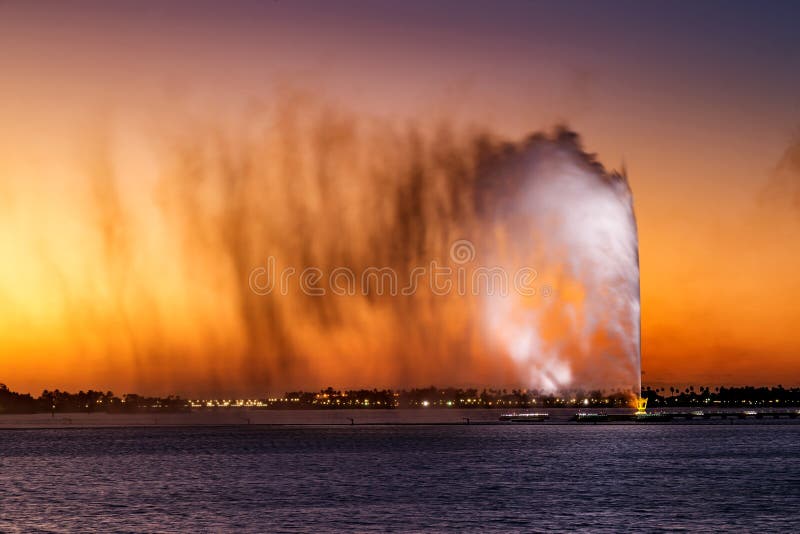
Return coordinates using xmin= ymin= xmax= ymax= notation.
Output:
xmin=1 ymin=425 xmax=799 ymax=532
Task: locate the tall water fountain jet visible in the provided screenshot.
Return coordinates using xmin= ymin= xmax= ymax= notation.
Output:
xmin=0 ymin=103 xmax=641 ymax=396
xmin=476 ymin=130 xmax=641 ymax=395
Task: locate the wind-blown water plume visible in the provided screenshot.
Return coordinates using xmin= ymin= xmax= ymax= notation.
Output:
xmin=476 ymin=131 xmax=641 ymax=394
xmin=0 ymin=102 xmax=640 ymax=396
xmin=763 ymin=135 xmax=800 ymax=214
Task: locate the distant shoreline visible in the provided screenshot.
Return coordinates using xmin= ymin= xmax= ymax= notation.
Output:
xmin=2 ymin=407 xmax=799 ymax=430
xmin=3 ymin=384 xmax=799 ymax=416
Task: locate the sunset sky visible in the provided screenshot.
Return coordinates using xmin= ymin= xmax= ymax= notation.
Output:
xmin=1 ymin=1 xmax=799 ymax=394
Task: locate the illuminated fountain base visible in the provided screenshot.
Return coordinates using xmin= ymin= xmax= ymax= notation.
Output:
xmin=635 ymin=397 xmax=648 ymax=415
xmin=633 ymin=396 xmax=671 ymax=422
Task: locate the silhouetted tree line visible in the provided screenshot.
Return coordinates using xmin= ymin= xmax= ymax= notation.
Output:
xmin=3 ymin=383 xmax=799 ymax=413
xmin=0 ymin=384 xmax=188 ymax=414
xmin=642 ymin=385 xmax=800 ymax=407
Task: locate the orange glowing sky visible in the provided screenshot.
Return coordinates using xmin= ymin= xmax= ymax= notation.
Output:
xmin=1 ymin=1 xmax=799 ymax=394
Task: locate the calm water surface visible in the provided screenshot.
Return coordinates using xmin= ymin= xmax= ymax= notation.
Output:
xmin=1 ymin=424 xmax=799 ymax=532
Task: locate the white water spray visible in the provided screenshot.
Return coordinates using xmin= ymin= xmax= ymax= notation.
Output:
xmin=480 ymin=132 xmax=641 ymax=394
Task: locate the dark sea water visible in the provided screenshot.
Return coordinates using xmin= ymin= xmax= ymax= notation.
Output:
xmin=1 ymin=424 xmax=799 ymax=532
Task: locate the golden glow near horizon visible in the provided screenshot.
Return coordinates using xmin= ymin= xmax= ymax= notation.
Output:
xmin=1 ymin=2 xmax=799 ymax=395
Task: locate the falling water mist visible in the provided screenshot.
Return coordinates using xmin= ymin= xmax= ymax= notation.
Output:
xmin=0 ymin=103 xmax=641 ymax=397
